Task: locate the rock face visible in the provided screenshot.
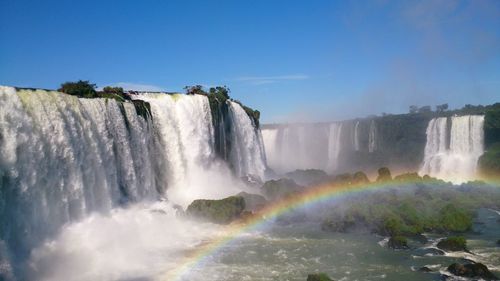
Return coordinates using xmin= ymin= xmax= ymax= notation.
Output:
xmin=447 ymin=263 xmax=498 ymax=280
xmin=437 ymin=236 xmax=467 ymax=252
xmin=388 ymin=236 xmax=409 ymax=249
xmin=236 ymin=192 xmax=267 ymax=212
xmin=307 ymin=273 xmax=333 ymax=281
xmin=261 ymin=178 xmax=303 ymax=201
xmin=186 ymin=196 xmax=245 ymax=224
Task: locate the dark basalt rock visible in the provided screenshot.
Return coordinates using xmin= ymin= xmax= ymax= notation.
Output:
xmin=447 ymin=263 xmax=498 ymax=280
xmin=307 ymin=273 xmax=333 ymax=281
xmin=387 ymin=236 xmax=409 ymax=249
xmin=418 ymin=266 xmax=432 ymax=272
xmin=186 ymin=196 xmax=245 ymax=224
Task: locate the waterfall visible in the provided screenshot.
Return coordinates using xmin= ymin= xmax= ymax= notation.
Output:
xmin=0 ymin=87 xmax=266 ymax=278
xmin=227 ymin=101 xmax=267 ymax=180
xmin=261 ymin=128 xmax=279 ymax=171
xmin=261 ymin=125 xmax=331 ymax=174
xmin=419 ymin=115 xmax=485 ymax=183
xmin=326 ymin=123 xmax=343 ymax=171
xmin=354 ymin=121 xmax=360 ymax=151
xmin=0 ymin=86 xmax=163 ymax=264
xmin=368 ymin=120 xmax=377 ymax=153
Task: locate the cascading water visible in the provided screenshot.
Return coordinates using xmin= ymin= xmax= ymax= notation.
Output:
xmin=0 ymin=87 xmax=266 ymax=280
xmin=227 ymin=101 xmax=267 ymax=180
xmin=0 ymin=86 xmax=164 ymax=276
xmin=419 ymin=115 xmax=485 ymax=183
xmin=368 ymin=120 xmax=377 ymax=153
xmin=133 ymin=93 xmax=244 ymax=207
xmin=261 ymin=125 xmax=331 ymax=174
xmin=326 ymin=123 xmax=343 ymax=171
xmin=353 ymin=121 xmax=360 ymax=151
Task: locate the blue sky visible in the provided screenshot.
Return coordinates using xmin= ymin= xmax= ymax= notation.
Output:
xmin=1 ymin=0 xmax=499 ymax=123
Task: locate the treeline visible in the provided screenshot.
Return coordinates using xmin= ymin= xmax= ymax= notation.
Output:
xmin=58 ymin=80 xmax=130 ymax=102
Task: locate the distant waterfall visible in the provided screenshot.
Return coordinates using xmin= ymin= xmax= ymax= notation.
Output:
xmin=327 ymin=123 xmax=343 ymax=171
xmin=261 ymin=125 xmax=330 ymax=174
xmin=420 ymin=115 xmax=485 ymax=183
xmin=0 ymin=86 xmax=163 ymax=261
xmin=368 ymin=120 xmax=377 ymax=153
xmin=227 ymin=101 xmax=267 ymax=180
xmin=353 ymin=121 xmax=360 ymax=151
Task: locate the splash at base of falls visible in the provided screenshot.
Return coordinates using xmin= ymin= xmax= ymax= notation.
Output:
xmin=27 ymin=201 xmax=221 ymax=281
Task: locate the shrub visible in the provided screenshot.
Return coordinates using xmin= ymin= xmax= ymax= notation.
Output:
xmin=59 ymin=80 xmax=97 ymax=98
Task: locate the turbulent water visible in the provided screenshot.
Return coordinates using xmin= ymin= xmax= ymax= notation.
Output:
xmin=0 ymin=87 xmax=266 ymax=279
xmin=420 ymin=115 xmax=485 ymax=183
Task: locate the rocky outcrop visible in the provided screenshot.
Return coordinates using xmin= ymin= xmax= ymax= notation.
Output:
xmin=236 ymin=192 xmax=267 ymax=212
xmin=306 ymin=273 xmax=333 ymax=281
xmin=186 ymin=196 xmax=245 ymax=224
xmin=285 ymin=169 xmax=330 ymax=186
xmin=447 ymin=263 xmax=498 ymax=280
xmin=261 ymin=178 xmax=303 ymax=201
xmin=437 ymin=236 xmax=467 ymax=252
xmin=388 ymin=236 xmax=409 ymax=249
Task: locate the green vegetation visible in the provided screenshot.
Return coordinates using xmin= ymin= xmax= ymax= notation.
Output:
xmin=318 ymin=171 xmax=500 ymax=240
xmin=437 ymin=236 xmax=467 ymax=252
xmin=58 ymin=80 xmax=130 ymax=102
xmin=478 ymin=143 xmax=500 ymax=179
xmin=186 ymin=196 xmax=246 ymax=224
xmin=306 ymin=273 xmax=333 ymax=281
xmin=438 ymin=204 xmax=472 ymax=232
xmin=184 ymin=85 xmax=261 ymax=128
xmin=376 ymin=167 xmax=392 ymax=182
xmin=59 ymin=80 xmax=97 ymax=98
xmin=388 ymin=235 xmax=408 ymax=249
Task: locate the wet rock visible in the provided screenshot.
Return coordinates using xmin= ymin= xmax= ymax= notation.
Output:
xmin=285 ymin=169 xmax=330 ymax=186
xmin=447 ymin=263 xmax=498 ymax=280
xmin=261 ymin=178 xmax=303 ymax=201
xmin=418 ymin=266 xmax=432 ymax=272
xmin=236 ymin=192 xmax=267 ymax=212
xmin=307 ymin=273 xmax=333 ymax=281
xmin=186 ymin=196 xmax=245 ymax=224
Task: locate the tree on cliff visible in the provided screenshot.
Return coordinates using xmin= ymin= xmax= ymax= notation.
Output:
xmin=209 ymin=86 xmax=230 ymax=100
xmin=102 ymin=86 xmax=124 ymax=96
xmin=59 ymin=80 xmax=97 ymax=98
xmin=184 ymin=85 xmax=207 ymax=95
xmin=409 ymin=105 xmax=418 ymax=114
xmin=436 ymin=103 xmax=449 ymax=113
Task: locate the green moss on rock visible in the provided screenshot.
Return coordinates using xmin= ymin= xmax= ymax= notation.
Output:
xmin=186 ymin=196 xmax=246 ymax=224
xmin=388 ymin=235 xmax=409 ymax=249
xmin=437 ymin=236 xmax=467 ymax=252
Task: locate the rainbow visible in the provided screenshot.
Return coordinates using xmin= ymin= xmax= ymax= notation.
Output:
xmin=162 ymin=177 xmax=499 ymax=280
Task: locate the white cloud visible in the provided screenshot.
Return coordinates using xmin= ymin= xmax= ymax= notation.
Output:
xmin=107 ymin=82 xmax=165 ymax=92
xmin=235 ymin=74 xmax=309 ymax=85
